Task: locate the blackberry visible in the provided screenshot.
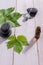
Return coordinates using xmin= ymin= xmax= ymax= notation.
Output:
xmin=0 ymin=23 xmax=11 ymax=38
xmin=27 ymin=8 xmax=38 ymax=17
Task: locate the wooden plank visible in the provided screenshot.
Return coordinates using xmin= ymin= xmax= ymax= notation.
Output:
xmin=0 ymin=0 xmax=15 ymax=9
xmin=0 ymin=0 xmax=16 ymax=65
xmin=14 ymin=0 xmax=38 ymax=65
xmin=33 ymin=0 xmax=43 ymax=65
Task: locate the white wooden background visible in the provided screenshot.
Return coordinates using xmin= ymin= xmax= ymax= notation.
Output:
xmin=0 ymin=0 xmax=43 ymax=65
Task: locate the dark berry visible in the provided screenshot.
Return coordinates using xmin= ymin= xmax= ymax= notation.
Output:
xmin=27 ymin=8 xmax=38 ymax=17
xmin=0 ymin=23 xmax=11 ymax=38
xmin=1 ymin=23 xmax=10 ymax=32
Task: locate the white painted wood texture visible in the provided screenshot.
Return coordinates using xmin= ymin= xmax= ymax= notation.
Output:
xmin=0 ymin=0 xmax=16 ymax=65
xmin=34 ymin=0 xmax=43 ymax=65
xmin=0 ymin=0 xmax=43 ymax=65
xmin=14 ymin=0 xmax=38 ymax=65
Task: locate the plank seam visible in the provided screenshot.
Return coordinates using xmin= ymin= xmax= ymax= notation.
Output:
xmin=33 ymin=0 xmax=40 ymax=65
xmin=12 ymin=0 xmax=17 ymax=65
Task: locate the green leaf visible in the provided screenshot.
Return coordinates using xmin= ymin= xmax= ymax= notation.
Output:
xmin=0 ymin=15 xmax=6 ymax=26
xmin=0 ymin=9 xmax=5 ymax=15
xmin=7 ymin=15 xmax=21 ymax=27
xmin=5 ymin=7 xmax=14 ymax=15
xmin=14 ymin=20 xmax=21 ymax=27
xmin=7 ymin=21 xmax=15 ymax=27
xmin=14 ymin=40 xmax=23 ymax=53
xmin=8 ymin=36 xmax=16 ymax=40
xmin=7 ymin=40 xmax=15 ymax=49
xmin=11 ymin=12 xmax=22 ymax=20
xmin=0 ymin=8 xmax=22 ymax=27
xmin=7 ymin=35 xmax=29 ymax=53
xmin=7 ymin=36 xmax=16 ymax=49
xmin=7 ymin=37 xmax=23 ymax=53
xmin=17 ymin=35 xmax=29 ymax=46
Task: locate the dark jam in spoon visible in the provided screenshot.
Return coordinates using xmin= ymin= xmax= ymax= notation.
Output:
xmin=35 ymin=26 xmax=41 ymax=40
